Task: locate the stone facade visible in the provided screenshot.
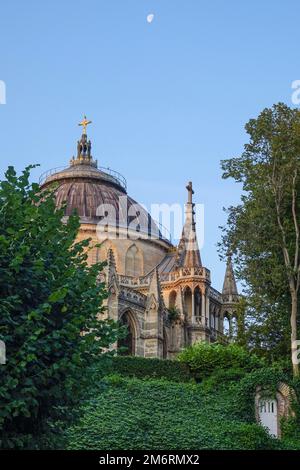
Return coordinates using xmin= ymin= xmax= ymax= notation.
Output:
xmin=40 ymin=126 xmax=241 ymax=359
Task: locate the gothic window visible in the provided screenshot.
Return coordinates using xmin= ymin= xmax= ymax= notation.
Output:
xmin=194 ymin=287 xmax=202 ymax=320
xmin=169 ymin=290 xmax=177 ymax=309
xmin=215 ymin=309 xmax=220 ymax=331
xmin=125 ymin=244 xmax=143 ymax=277
xmin=117 ymin=311 xmax=137 ymax=356
xmin=210 ymin=306 xmax=216 ymax=329
xmin=223 ymin=314 xmax=230 ymax=336
xmin=184 ymin=287 xmax=192 ymax=319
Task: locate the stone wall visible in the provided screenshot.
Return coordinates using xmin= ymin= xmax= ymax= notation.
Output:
xmin=78 ymin=223 xmax=168 ymax=276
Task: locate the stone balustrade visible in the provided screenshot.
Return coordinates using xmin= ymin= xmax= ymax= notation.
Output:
xmin=118 ymin=266 xmax=212 ymax=288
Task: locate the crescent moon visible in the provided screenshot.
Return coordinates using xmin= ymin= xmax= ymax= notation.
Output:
xmin=147 ymin=14 xmax=154 ymax=24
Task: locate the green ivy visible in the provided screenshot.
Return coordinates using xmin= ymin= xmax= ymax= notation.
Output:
xmin=167 ymin=307 xmax=181 ymax=323
xmin=178 ymin=342 xmax=264 ymax=380
xmin=64 ymin=376 xmax=280 ymax=450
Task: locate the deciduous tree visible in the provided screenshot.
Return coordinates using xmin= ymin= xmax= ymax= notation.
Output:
xmin=220 ymin=103 xmax=300 ymax=376
xmin=0 ymin=166 xmax=119 ymax=448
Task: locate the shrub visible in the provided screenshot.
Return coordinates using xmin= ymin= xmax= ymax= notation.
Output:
xmin=93 ymin=355 xmax=192 ymax=383
xmin=178 ymin=342 xmax=264 ymax=380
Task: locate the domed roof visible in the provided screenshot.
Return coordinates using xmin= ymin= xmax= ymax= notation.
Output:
xmin=40 ymin=128 xmax=171 ymax=244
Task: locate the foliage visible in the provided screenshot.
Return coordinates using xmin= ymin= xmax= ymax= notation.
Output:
xmin=168 ymin=307 xmax=180 ymax=323
xmin=278 ymin=378 xmax=300 ymax=448
xmin=0 ymin=166 xmax=120 ymax=449
xmin=38 ymin=359 xmax=300 ymax=450
xmin=177 ymin=341 xmax=264 ymax=380
xmin=219 ymin=103 xmax=300 ymax=370
xmin=201 ymin=368 xmax=247 ymax=392
xmin=92 ymin=355 xmax=192 ymax=383
xmin=229 ymin=367 xmax=289 ymax=422
xmin=64 ymin=375 xmax=279 ymax=450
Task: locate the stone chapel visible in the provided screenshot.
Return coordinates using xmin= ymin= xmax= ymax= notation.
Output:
xmin=39 ymin=120 xmax=240 ymax=358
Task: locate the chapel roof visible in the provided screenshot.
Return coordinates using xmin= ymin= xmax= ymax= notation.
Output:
xmin=39 ymin=118 xmax=171 ymax=244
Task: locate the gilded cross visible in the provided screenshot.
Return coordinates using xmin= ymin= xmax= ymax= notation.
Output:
xmin=78 ymin=115 xmax=92 ymax=134
xmin=186 ymin=181 xmax=194 ymax=204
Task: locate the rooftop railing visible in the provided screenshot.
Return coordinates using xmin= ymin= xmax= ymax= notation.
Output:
xmin=39 ymin=165 xmax=127 ymax=191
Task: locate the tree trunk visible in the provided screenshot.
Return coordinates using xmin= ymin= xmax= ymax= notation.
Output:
xmin=291 ymin=291 xmax=299 ymax=377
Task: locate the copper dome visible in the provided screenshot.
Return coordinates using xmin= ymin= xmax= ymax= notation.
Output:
xmin=40 ymin=141 xmax=170 ymax=243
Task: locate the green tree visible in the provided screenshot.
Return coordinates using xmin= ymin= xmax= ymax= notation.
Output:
xmin=220 ymin=103 xmax=300 ymax=376
xmin=0 ymin=166 xmax=119 ymax=448
xmin=178 ymin=342 xmax=263 ymax=380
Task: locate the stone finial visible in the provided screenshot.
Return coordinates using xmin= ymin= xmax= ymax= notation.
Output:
xmin=222 ymin=254 xmax=238 ymax=298
xmin=107 ymin=248 xmax=119 ymax=293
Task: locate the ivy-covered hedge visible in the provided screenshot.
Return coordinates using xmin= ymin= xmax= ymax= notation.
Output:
xmin=64 ymin=375 xmax=279 ymax=450
xmin=93 ymin=355 xmax=192 ymax=383
xmin=42 ymin=362 xmax=300 ymax=450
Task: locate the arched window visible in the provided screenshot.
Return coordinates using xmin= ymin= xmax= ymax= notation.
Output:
xmin=184 ymin=287 xmax=192 ymax=319
xmin=210 ymin=306 xmax=216 ymax=329
xmin=215 ymin=310 xmax=220 ymax=331
xmin=223 ymin=314 xmax=230 ymax=336
xmin=118 ymin=311 xmax=137 ymax=355
xmin=169 ymin=290 xmax=177 ymax=309
xmin=194 ymin=287 xmax=202 ymax=320
xmin=125 ymin=244 xmax=143 ymax=276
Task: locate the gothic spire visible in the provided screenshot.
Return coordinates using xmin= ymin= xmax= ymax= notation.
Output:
xmin=222 ymin=254 xmax=238 ymax=299
xmin=176 ymin=181 xmax=202 ymax=268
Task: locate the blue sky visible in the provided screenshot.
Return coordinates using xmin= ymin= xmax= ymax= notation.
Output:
xmin=1 ymin=0 xmax=299 ymax=291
